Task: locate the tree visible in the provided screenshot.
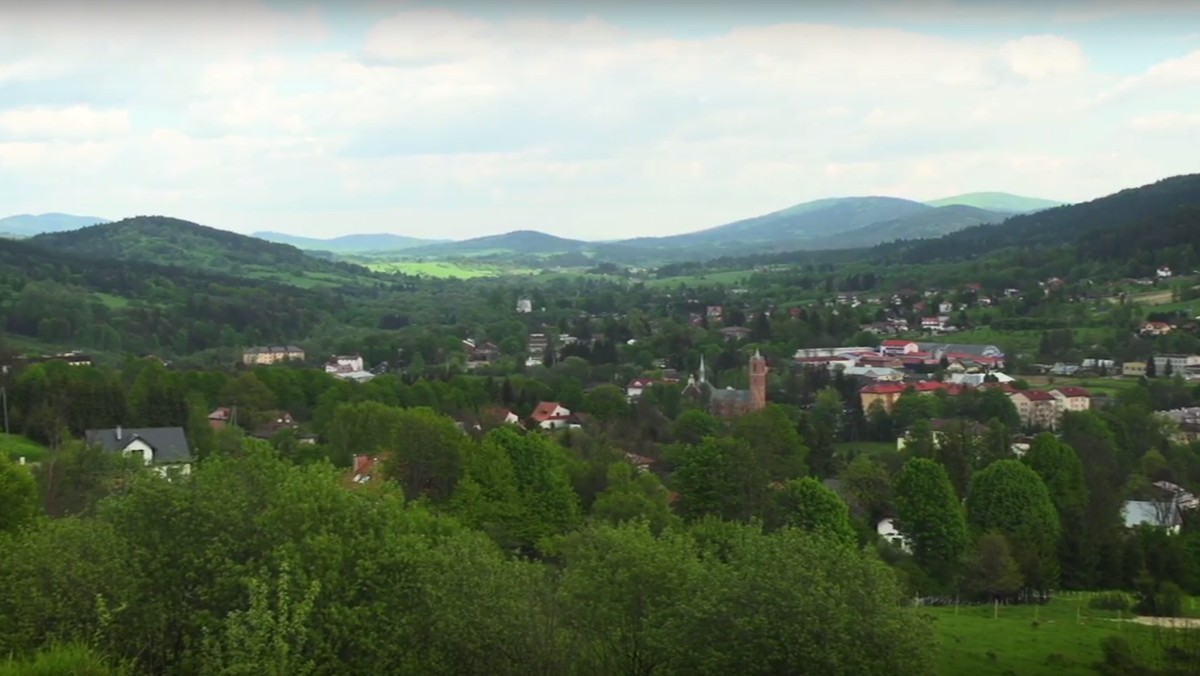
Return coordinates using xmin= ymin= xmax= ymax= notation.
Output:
xmin=671 ymin=409 xmax=719 ymax=446
xmin=977 ymin=418 xmax=1011 ymax=469
xmin=379 ymin=406 xmax=469 ymax=504
xmin=1023 ymin=433 xmax=1091 ymax=588
xmin=894 ymin=458 xmax=969 ymax=586
xmin=672 ymin=437 xmax=768 ymax=522
xmin=962 ymin=532 xmax=1024 ymax=602
xmin=1146 ymin=355 xmax=1157 ymax=379
xmin=806 ymin=388 xmax=842 ymax=476
xmin=591 ymin=463 xmax=678 ymax=534
xmin=0 ymin=454 xmax=38 ymax=534
xmin=768 ymin=477 xmax=856 ymax=544
xmin=904 ymin=418 xmax=935 ymax=458
xmin=218 ymin=372 xmax=278 ymax=431
xmin=731 ymin=404 xmax=808 ymax=482
xmin=839 ymin=455 xmax=893 ymax=524
xmin=966 ymin=460 xmax=1061 ymax=592
xmin=932 ymin=419 xmax=975 ymax=500
xmin=582 ymin=384 xmax=629 ymax=424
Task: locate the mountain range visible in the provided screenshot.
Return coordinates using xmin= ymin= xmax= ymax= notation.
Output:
xmin=0 ymin=213 xmax=110 ymax=238
xmin=3 ymin=190 xmax=1057 ymax=261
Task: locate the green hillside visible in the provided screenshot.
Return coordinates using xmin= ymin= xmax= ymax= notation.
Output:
xmin=400 ymin=229 xmax=591 ymax=257
xmin=252 ymin=231 xmax=447 ymax=253
xmin=30 ymin=216 xmax=368 ymax=285
xmin=925 ymin=192 xmax=1064 ymax=213
xmin=800 ymin=204 xmax=1010 ymax=250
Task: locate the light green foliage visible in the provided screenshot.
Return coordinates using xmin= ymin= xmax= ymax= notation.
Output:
xmin=591 ymin=462 xmax=678 ymax=534
xmin=895 ymin=458 xmax=969 ymax=585
xmin=0 ymin=643 xmax=130 ymax=676
xmin=218 ymin=372 xmax=278 ymax=431
xmin=731 ymin=403 xmax=808 ymax=482
xmin=966 ymin=460 xmax=1061 ymax=592
xmin=769 ymin=476 xmax=856 ymax=544
xmin=839 ymin=454 xmax=893 ymax=523
xmin=672 ymin=436 xmax=769 ymax=522
xmin=0 ymin=454 xmax=38 ymax=534
xmin=663 ymin=525 xmax=936 ymax=675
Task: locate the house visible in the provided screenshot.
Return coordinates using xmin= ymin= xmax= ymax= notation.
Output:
xmin=718 ymin=326 xmax=752 ymax=342
xmin=463 ymin=340 xmax=500 ymax=367
xmin=346 ymin=454 xmax=385 ymax=488
xmin=1141 ymin=321 xmax=1174 ymax=337
xmin=938 ymin=302 xmax=954 ymax=314
xmin=947 ymin=372 xmax=1015 ymax=387
xmin=480 ymin=406 xmax=521 ymax=427
xmin=920 ymin=316 xmax=949 ymax=332
xmin=1154 ymin=354 xmax=1200 ymax=374
xmin=253 ymin=411 xmax=299 ymax=440
xmin=84 ymin=426 xmax=193 ymax=477
xmin=876 ymin=518 xmax=912 ymax=553
xmin=1156 ymin=408 xmax=1200 ymax=445
xmin=1122 ymin=500 xmax=1182 ymax=534
xmin=530 ymin=401 xmax=578 ymax=430
xmin=626 ymin=378 xmax=662 ymax=400
xmin=624 ymin=452 xmax=658 ymax=473
xmin=207 ymin=407 xmax=233 ymax=431
xmin=242 ymin=345 xmax=305 ymax=365
xmin=1157 ymin=266 xmax=1173 ymax=279
xmin=1008 ymin=390 xmax=1061 ymax=429
xmin=324 ymin=354 xmax=365 ymax=374
xmin=706 ymin=305 xmax=724 ymax=321
xmin=42 ymin=351 xmax=94 ymax=367
xmin=881 ymin=340 xmax=919 ymax=356
xmin=793 ymin=356 xmax=858 ymax=371
xmin=1123 ymin=361 xmax=1148 ymax=377
xmin=1049 ymin=387 xmax=1092 ymax=413
xmin=516 ymin=299 xmax=533 ymax=314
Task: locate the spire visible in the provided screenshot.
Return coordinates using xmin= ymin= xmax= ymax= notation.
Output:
xmin=698 ymin=354 xmax=707 ymax=383
xmin=753 ymin=348 xmax=762 ymax=360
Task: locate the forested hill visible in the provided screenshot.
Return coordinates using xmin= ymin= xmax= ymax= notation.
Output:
xmin=29 ymin=216 xmax=368 ymax=279
xmin=0 ymin=236 xmax=339 ymax=357
xmin=882 ymin=174 xmax=1200 ymax=264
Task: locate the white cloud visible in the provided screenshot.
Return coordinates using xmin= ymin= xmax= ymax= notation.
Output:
xmin=0 ymin=3 xmax=1194 ymax=238
xmin=0 ymin=106 xmax=130 ymax=140
xmin=1129 ymin=111 xmax=1200 ymax=132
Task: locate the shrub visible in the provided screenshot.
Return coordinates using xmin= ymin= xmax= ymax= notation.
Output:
xmin=1089 ymin=592 xmax=1132 ymax=612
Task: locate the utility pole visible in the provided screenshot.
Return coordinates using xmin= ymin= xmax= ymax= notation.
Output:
xmin=1 ymin=386 xmax=9 ymax=435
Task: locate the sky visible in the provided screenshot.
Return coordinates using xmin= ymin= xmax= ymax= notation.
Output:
xmin=0 ymin=0 xmax=1198 ymax=241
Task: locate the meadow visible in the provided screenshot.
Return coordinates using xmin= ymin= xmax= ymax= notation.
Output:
xmin=928 ymin=594 xmax=1200 ymax=675
xmin=367 ymin=260 xmax=530 ymax=279
xmin=0 ymin=433 xmax=48 ymax=463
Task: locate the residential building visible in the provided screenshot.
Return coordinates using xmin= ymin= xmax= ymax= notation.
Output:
xmin=920 ymin=316 xmax=949 ymax=331
xmin=462 ymin=339 xmax=500 ymax=367
xmin=324 ymin=354 xmax=365 ymax=374
xmin=84 ymin=426 xmax=193 ymax=477
xmin=1049 ymin=387 xmax=1092 ymax=413
xmin=881 ymin=340 xmax=919 ymax=356
xmin=1123 ymin=361 xmax=1148 ymax=377
xmin=1009 ymin=390 xmax=1061 ymax=429
xmin=718 ymin=326 xmax=752 ymax=342
xmin=1154 ymin=354 xmax=1200 ymax=374
xmin=1157 ymin=266 xmax=1173 ymax=279
xmin=530 ymin=401 xmax=578 ymax=430
xmin=242 ymin=345 xmax=305 ymax=365
xmin=876 ymin=518 xmax=912 ymax=553
xmin=516 ymin=299 xmax=533 ymax=314
xmin=1141 ymin=321 xmax=1174 ymax=337
xmin=858 ymin=380 xmax=960 ymax=413
xmin=208 ymin=407 xmax=233 ymax=430
xmin=896 ymin=418 xmax=988 ymax=452
xmin=480 ymin=406 xmax=521 ymax=427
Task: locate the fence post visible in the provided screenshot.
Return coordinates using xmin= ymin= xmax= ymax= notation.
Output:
xmin=994 ymin=599 xmax=999 ymax=619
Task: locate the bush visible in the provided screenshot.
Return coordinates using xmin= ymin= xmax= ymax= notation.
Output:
xmin=0 ymin=643 xmax=129 ymax=676
xmin=1133 ymin=580 xmax=1185 ymax=618
xmin=1089 ymin=592 xmax=1132 ymax=612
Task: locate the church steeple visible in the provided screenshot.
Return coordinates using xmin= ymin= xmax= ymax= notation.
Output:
xmin=749 ymin=350 xmax=768 ymax=411
xmin=698 ymin=354 xmax=708 ymax=384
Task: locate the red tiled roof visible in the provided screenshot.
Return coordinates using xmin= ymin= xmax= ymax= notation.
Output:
xmin=861 ymin=381 xmax=960 ymax=395
xmin=882 ymin=339 xmax=915 ymax=347
xmin=1052 ymin=387 xmax=1091 ymax=398
xmin=531 ymin=401 xmax=567 ymax=422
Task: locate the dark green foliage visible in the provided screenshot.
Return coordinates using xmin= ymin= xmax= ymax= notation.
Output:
xmin=966 ymin=460 xmax=1061 ymax=592
xmin=894 ymin=458 xmax=969 ymax=586
xmin=1088 ymin=592 xmax=1133 ymax=612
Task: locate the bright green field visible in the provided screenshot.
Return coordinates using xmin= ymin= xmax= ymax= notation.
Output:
xmin=367 ymin=261 xmax=535 ymax=279
xmin=0 ymin=433 xmax=48 ymax=463
xmin=834 ymin=441 xmax=896 ymax=457
xmin=647 ymin=269 xmax=756 ymax=288
xmin=928 ymin=595 xmax=1192 ymax=676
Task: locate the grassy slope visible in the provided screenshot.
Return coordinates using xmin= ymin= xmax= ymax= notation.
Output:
xmin=0 ymin=433 xmax=49 ymax=463
xmin=928 ymin=594 xmax=1196 ymax=676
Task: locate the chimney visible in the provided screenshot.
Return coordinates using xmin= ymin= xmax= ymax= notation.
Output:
xmin=116 ymin=425 xmax=122 ymax=440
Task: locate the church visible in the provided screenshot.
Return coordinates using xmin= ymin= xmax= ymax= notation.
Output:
xmin=682 ymin=350 xmax=768 ymax=419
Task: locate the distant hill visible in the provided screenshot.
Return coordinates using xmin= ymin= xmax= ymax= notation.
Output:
xmin=801 ymin=205 xmax=1011 ymax=250
xmin=621 ymin=197 xmax=931 ymax=251
xmin=401 ymin=230 xmax=590 ymax=257
xmin=889 ymin=174 xmax=1200 ymax=264
xmin=925 ymin=192 xmax=1064 ymax=213
xmin=252 ymin=231 xmax=448 ymax=253
xmin=29 ymin=216 xmax=368 ymax=281
xmin=0 ymin=213 xmax=110 ymax=238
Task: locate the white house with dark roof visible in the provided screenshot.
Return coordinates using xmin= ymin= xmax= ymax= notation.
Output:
xmin=84 ymin=426 xmax=193 ymax=477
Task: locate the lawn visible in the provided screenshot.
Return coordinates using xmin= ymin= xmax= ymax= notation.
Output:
xmin=647 ymin=268 xmax=757 ymax=288
xmin=0 ymin=433 xmax=48 ymax=463
xmin=1024 ymin=375 xmax=1140 ymax=397
xmin=834 ymin=441 xmax=896 ymax=458
xmin=928 ymin=594 xmax=1191 ymax=676
xmin=367 ymin=261 xmax=534 ymax=279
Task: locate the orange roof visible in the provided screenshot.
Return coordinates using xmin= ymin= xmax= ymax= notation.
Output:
xmin=1051 ymin=387 xmax=1091 ymax=398
xmin=531 ymin=401 xmax=568 ymax=422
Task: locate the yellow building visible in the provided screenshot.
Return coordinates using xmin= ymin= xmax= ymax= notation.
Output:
xmin=242 ymin=345 xmax=305 ymax=365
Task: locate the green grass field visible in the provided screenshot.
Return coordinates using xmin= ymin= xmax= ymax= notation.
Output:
xmin=0 ymin=433 xmax=48 ymax=463
xmin=835 ymin=441 xmax=896 ymax=457
xmin=647 ymin=268 xmax=756 ymax=288
xmin=928 ymin=594 xmax=1198 ymax=675
xmin=366 ymin=261 xmax=535 ymax=279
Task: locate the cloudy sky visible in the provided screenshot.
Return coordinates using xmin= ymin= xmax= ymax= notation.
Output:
xmin=1 ymin=0 xmax=1197 ymax=240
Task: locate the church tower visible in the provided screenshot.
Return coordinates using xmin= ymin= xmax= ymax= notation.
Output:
xmin=698 ymin=354 xmax=708 ymax=384
xmin=749 ymin=349 xmax=768 ymax=411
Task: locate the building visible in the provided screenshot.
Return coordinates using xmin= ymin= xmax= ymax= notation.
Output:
xmin=1122 ymin=500 xmax=1182 ymax=534
xmin=1123 ymin=361 xmax=1148 ymax=377
xmin=516 ymin=299 xmax=533 ymax=314
xmin=1141 ymin=321 xmax=1174 ymax=337
xmin=530 ymin=401 xmax=578 ymax=430
xmin=858 ymin=380 xmax=958 ymax=414
xmin=1154 ymin=354 xmax=1200 ymax=374
xmin=1009 ymin=390 xmax=1062 ymax=429
xmin=1049 ymin=387 xmax=1092 ymax=413
xmin=242 ymin=345 xmax=305 ymax=365
xmin=84 ymin=426 xmax=193 ymax=477
xmin=876 ymin=518 xmax=912 ymax=553
xmin=208 ymin=407 xmax=233 ymax=430
xmin=718 ymin=326 xmax=753 ymax=342
xmin=682 ymin=351 xmax=769 ymax=419
xmin=881 ymin=340 xmax=920 ymax=356
xmin=324 ymin=354 xmax=365 ymax=374
xmin=896 ymin=418 xmax=988 ymax=452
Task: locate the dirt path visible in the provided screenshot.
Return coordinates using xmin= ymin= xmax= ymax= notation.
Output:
xmin=1122 ymin=616 xmax=1200 ymax=629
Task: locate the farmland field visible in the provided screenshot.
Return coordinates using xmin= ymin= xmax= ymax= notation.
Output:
xmin=367 ymin=261 xmax=535 ymax=279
